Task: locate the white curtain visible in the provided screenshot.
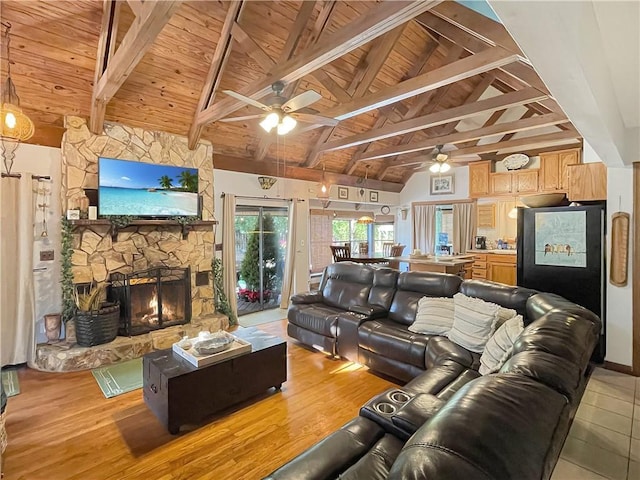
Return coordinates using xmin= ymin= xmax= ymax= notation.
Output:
xmin=453 ymin=202 xmax=476 ymax=254
xmin=413 ymin=204 xmax=437 ymax=254
xmin=279 ymin=200 xmax=297 ymax=309
xmin=221 ymin=193 xmax=238 ymax=322
xmin=1 ymin=175 xmax=36 ymax=366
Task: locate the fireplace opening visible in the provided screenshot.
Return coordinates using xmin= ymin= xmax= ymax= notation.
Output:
xmin=110 ymin=267 xmax=191 ymax=336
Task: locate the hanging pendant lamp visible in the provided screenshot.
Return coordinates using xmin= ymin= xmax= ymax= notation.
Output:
xmin=357 ymin=166 xmax=374 ymax=224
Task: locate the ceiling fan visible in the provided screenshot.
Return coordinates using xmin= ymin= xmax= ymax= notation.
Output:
xmin=427 ymin=145 xmax=451 ymax=173
xmin=219 ymin=81 xmax=338 ymax=135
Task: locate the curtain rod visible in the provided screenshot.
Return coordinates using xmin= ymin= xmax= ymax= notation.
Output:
xmin=220 ymin=193 xmax=305 ymax=202
xmin=1 ymin=173 xmax=51 ymax=180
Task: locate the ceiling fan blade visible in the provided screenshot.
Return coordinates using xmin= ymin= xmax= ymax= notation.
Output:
xmin=289 ymin=112 xmax=339 ymax=127
xmin=218 ymin=114 xmax=266 ymax=123
xmin=222 ymin=90 xmax=270 ymax=111
xmin=282 ymin=90 xmax=322 ymax=112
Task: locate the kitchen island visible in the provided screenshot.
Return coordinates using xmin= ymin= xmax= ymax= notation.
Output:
xmin=387 ymin=255 xmax=475 ymax=277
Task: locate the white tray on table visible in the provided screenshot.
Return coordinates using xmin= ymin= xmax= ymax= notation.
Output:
xmin=172 ymin=332 xmax=252 ymax=368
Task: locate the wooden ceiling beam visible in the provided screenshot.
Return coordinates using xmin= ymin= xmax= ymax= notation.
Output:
xmin=195 ymin=1 xmax=442 ymax=126
xmin=213 ymin=154 xmax=404 ymax=193
xmin=91 ymin=0 xmax=182 ymax=133
xmin=231 ymin=22 xmax=275 ymax=71
xmin=126 ymin=0 xmax=143 ymax=16
xmin=322 ymin=46 xmax=520 ymax=123
xmin=187 ymin=1 xmax=245 ymax=149
xmin=320 ymin=86 xmax=546 ymax=153
xmin=357 ymin=112 xmax=570 ymax=161
xmin=90 ymin=0 xmax=120 ymax=134
xmin=430 ymin=1 xmax=523 ymax=55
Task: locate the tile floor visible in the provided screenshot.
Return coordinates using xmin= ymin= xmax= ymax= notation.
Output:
xmin=552 ymin=367 xmax=640 ymax=480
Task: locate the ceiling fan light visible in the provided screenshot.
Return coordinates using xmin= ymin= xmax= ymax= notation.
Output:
xmin=260 ymin=112 xmax=280 ymax=132
xmin=440 ymin=162 xmax=451 ymax=173
xmin=277 ymin=115 xmax=297 ymax=135
xmin=429 ymin=163 xmax=441 ymax=173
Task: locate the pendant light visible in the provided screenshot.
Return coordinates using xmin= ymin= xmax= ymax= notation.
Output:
xmin=1 ymin=22 xmax=35 ymax=174
xmin=317 ymin=162 xmax=330 ymax=199
xmin=357 ymin=166 xmax=374 ymax=224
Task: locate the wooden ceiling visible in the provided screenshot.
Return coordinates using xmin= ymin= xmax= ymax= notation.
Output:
xmin=1 ymin=0 xmax=582 ymax=192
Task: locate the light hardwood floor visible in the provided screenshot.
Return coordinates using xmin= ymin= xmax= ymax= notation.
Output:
xmin=3 ymin=321 xmax=397 ymax=480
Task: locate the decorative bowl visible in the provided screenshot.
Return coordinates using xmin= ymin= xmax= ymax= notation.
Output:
xmin=520 ymin=193 xmax=567 ymax=208
xmin=193 ymin=333 xmax=234 ymax=356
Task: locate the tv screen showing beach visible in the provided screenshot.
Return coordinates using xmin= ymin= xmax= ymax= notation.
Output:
xmin=98 ymin=158 xmax=199 ymax=217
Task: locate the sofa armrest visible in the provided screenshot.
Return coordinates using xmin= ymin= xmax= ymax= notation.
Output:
xmin=290 ymin=291 xmax=323 ymax=304
xmin=349 ymin=304 xmax=388 ymax=319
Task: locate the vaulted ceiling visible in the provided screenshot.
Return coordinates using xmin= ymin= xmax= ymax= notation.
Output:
xmin=1 ymin=0 xmax=582 ymax=192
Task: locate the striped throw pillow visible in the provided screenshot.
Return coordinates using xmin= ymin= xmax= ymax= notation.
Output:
xmin=479 ymin=315 xmax=525 ymax=375
xmin=447 ymin=293 xmax=500 ymax=353
xmin=408 ymin=297 xmax=455 ymax=335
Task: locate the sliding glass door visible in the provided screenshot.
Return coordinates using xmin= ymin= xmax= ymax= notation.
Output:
xmin=234 ymin=205 xmax=288 ymax=315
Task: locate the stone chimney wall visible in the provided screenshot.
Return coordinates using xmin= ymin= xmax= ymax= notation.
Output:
xmin=61 ymin=116 xmax=216 ymax=318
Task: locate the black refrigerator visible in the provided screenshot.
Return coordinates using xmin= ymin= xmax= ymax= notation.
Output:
xmin=516 ymin=204 xmax=606 ymax=362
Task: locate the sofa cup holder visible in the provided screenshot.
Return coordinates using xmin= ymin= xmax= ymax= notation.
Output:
xmin=390 ymin=391 xmax=411 ymax=404
xmin=374 ymin=402 xmax=397 ymax=415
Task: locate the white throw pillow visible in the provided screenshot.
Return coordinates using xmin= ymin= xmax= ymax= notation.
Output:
xmin=408 ymin=297 xmax=455 ymax=335
xmin=496 ymin=306 xmax=518 ymax=329
xmin=447 ymin=293 xmax=500 ymax=353
xmin=479 ymin=315 xmax=525 ymax=375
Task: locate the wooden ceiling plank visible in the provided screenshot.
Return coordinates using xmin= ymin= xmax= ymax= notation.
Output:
xmin=430 ymin=1 xmax=523 ymax=55
xmin=126 ymin=0 xmax=142 ymax=17
xmin=320 ymin=86 xmax=546 ymax=153
xmin=358 ymin=112 xmax=570 ymax=161
xmin=280 ymin=0 xmax=318 ymax=62
xmin=94 ymin=0 xmax=183 ymax=103
xmin=323 ymin=46 xmax=520 ymax=122
xmin=231 ymin=22 xmax=275 ymax=71
xmin=90 ymin=0 xmax=120 ymax=134
xmin=195 ymin=1 xmax=442 ymax=126
xmin=187 ymin=1 xmax=245 ymax=149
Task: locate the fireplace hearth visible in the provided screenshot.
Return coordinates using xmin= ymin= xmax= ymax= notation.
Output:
xmin=110 ymin=267 xmax=191 ymax=336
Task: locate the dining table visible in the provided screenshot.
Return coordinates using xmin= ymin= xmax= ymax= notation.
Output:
xmin=347 ymin=253 xmax=390 ymax=264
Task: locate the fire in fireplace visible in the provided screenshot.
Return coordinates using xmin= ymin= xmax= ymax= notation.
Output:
xmin=110 ymin=267 xmax=191 ymax=336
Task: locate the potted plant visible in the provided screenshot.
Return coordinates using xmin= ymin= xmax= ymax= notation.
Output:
xmin=73 ymin=282 xmax=120 ymax=347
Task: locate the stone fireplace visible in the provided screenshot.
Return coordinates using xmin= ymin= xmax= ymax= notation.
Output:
xmin=31 ymin=117 xmax=229 ymax=373
xmin=110 ymin=267 xmax=192 ymax=336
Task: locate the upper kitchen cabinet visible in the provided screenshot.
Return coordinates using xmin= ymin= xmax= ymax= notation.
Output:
xmin=539 ymin=148 xmax=581 ymax=192
xmin=469 ymin=161 xmax=491 ymax=198
xmin=567 ymin=162 xmax=607 ymax=201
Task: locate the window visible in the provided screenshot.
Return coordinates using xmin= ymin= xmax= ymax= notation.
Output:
xmin=435 ymin=205 xmax=453 ymax=255
xmin=332 ymin=218 xmax=367 ymax=252
xmin=373 ymin=222 xmax=394 ymax=254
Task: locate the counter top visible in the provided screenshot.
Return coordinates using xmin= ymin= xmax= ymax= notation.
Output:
xmin=468 ymin=249 xmax=517 ymax=255
xmin=388 ymin=255 xmax=475 ymax=266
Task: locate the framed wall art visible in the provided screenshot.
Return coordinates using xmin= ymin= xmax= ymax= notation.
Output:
xmin=338 ymin=187 xmax=349 ymax=200
xmin=430 ymin=174 xmax=454 ymax=195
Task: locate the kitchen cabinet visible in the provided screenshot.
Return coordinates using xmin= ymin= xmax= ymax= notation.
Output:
xmin=471 ymin=252 xmax=517 ymax=286
xmin=487 ymin=253 xmax=517 ymax=286
xmin=490 ymin=172 xmax=513 ymax=195
xmin=539 ymin=148 xmax=581 ymax=191
xmin=567 ymin=162 xmax=607 ymax=201
xmin=489 ymin=170 xmax=538 ymax=196
xmin=469 ymin=161 xmax=491 ymax=197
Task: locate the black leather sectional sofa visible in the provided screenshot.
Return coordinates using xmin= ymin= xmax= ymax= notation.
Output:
xmin=266 ymin=262 xmax=601 ymax=480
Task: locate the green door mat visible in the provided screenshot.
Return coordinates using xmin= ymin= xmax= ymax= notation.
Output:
xmin=1 ymin=369 xmax=20 ymax=397
xmin=92 ymin=358 xmax=143 ymax=398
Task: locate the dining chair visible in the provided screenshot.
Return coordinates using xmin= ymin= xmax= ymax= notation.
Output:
xmin=382 ymin=242 xmax=394 ymax=257
xmin=330 ymin=245 xmax=351 ymax=263
xmin=358 ymin=242 xmax=368 ymax=254
xmin=388 ymin=244 xmax=406 ymax=270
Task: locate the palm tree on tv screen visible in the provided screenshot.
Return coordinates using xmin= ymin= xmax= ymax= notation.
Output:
xmin=158 ymin=175 xmax=173 ymax=189
xmin=178 ymin=170 xmax=198 ymax=192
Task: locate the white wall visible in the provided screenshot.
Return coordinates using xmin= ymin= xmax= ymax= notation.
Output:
xmin=6 ymin=144 xmax=63 ymax=343
xmin=605 ymin=166 xmax=634 ymax=366
xmin=213 ymin=168 xmax=400 ymax=294
xmin=396 ymin=166 xmax=470 ymax=249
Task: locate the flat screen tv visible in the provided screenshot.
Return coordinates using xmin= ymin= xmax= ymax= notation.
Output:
xmin=98 ymin=157 xmax=199 ymax=217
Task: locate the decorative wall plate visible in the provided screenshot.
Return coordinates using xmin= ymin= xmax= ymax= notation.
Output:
xmin=502 ymin=153 xmax=529 ymax=170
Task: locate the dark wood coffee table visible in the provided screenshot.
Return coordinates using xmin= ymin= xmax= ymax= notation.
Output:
xmin=143 ymin=327 xmax=287 ymax=434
